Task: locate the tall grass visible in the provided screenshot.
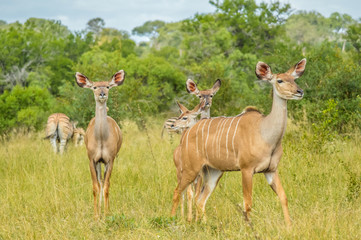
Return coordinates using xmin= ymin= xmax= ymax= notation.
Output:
xmin=0 ymin=120 xmax=360 ymax=239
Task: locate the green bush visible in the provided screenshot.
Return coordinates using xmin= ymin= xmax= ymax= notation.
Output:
xmin=0 ymin=85 xmax=54 ymax=133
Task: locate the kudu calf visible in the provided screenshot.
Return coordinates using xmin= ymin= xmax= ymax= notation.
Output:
xmin=75 ymin=70 xmax=124 ymax=218
xmin=171 ymin=59 xmax=307 ymax=226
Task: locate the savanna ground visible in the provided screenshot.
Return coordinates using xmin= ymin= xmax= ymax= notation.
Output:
xmin=0 ymin=120 xmax=360 ymax=239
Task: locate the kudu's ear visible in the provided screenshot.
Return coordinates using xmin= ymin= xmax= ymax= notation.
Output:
xmin=211 ymin=79 xmax=221 ymax=94
xmin=287 ymin=58 xmax=307 ymax=79
xmin=186 ymin=79 xmax=200 ymax=95
xmin=109 ymin=70 xmax=125 ymax=87
xmin=75 ymin=72 xmax=93 ymax=88
xmin=255 ymin=62 xmax=273 ymax=81
xmin=177 ymin=101 xmax=189 ymax=113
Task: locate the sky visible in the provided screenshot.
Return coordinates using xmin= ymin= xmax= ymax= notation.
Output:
xmin=0 ymin=0 xmax=360 ymax=41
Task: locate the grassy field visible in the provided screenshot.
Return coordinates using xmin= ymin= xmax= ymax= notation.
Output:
xmin=0 ymin=120 xmax=360 ymax=239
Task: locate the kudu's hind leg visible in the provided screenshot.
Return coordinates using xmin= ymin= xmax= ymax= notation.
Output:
xmin=195 ymin=167 xmax=223 ymax=222
xmin=171 ymin=170 xmax=198 ymax=217
xmin=59 ymin=139 xmax=67 ymax=154
xmin=186 ymin=184 xmax=194 ymax=222
xmin=50 ymin=134 xmax=58 ymax=153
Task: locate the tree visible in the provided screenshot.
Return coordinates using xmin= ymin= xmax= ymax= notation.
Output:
xmin=345 ymin=22 xmax=361 ymax=53
xmin=86 ymin=17 xmax=105 ymax=36
xmin=132 ymin=20 xmax=165 ymax=37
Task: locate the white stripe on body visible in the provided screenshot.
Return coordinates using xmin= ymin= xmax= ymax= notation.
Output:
xmin=201 ymin=120 xmax=208 ymax=157
xmin=212 ymin=118 xmax=225 ymax=158
xmin=225 ymin=117 xmax=236 ymax=160
xmin=232 ymin=116 xmax=242 ymax=162
xmin=205 ymin=118 xmax=214 ymax=160
xmin=196 ymin=120 xmax=205 ymax=157
xmin=218 ymin=118 xmax=230 ymax=158
xmin=216 ymin=118 xmax=228 ymax=159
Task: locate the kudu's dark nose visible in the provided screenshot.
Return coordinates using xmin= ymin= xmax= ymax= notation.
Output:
xmin=297 ymin=89 xmax=304 ymax=95
xmin=100 ymin=92 xmax=106 ymax=97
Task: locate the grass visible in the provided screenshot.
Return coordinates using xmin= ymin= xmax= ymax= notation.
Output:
xmin=0 ymin=120 xmax=360 ymax=239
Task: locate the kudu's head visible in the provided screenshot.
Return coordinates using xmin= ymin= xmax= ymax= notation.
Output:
xmin=186 ymin=79 xmax=221 ymax=110
xmin=171 ymin=100 xmax=205 ymax=132
xmin=255 ymin=59 xmax=306 ymax=100
xmin=75 ymin=70 xmax=125 ymax=104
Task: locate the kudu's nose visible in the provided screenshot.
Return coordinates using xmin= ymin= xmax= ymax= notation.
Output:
xmin=297 ymin=89 xmax=304 ymax=95
xmin=100 ymin=92 xmax=106 ymax=97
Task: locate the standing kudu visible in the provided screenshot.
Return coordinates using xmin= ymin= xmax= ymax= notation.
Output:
xmin=171 ymin=59 xmax=307 ymax=226
xmin=75 ymin=70 xmax=124 ymax=218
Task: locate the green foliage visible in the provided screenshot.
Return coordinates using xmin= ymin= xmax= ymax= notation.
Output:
xmin=0 ymin=86 xmax=53 ymax=133
xmin=345 ymin=22 xmax=361 ymax=53
xmin=0 ymin=2 xmax=360 ymax=135
xmin=132 ymin=20 xmax=165 ymax=37
xmin=86 ymin=17 xmax=105 ymax=36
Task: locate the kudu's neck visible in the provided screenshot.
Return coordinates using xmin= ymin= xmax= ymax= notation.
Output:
xmin=261 ymin=87 xmax=288 ymax=146
xmin=94 ymin=101 xmax=109 ymax=140
xmin=200 ymin=108 xmax=210 ymax=119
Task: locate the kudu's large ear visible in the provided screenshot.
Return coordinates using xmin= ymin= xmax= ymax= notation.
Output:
xmin=186 ymin=79 xmax=200 ymax=95
xmin=109 ymin=70 xmax=125 ymax=87
xmin=287 ymin=58 xmax=307 ymax=79
xmin=75 ymin=72 xmax=93 ymax=88
xmin=177 ymin=101 xmax=189 ymax=113
xmin=255 ymin=62 xmax=273 ymax=81
xmin=211 ymin=79 xmax=221 ymax=94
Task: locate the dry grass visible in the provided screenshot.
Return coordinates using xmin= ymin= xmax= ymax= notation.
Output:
xmin=0 ymin=120 xmax=360 ymax=239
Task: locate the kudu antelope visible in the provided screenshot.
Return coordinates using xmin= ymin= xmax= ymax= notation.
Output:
xmin=171 ymin=100 xmax=205 ymax=221
xmin=171 ymin=59 xmax=307 ymax=226
xmin=75 ymin=70 xmax=124 ymax=218
xmin=45 ymin=113 xmax=84 ymax=154
xmin=186 ymin=79 xmax=221 ymax=119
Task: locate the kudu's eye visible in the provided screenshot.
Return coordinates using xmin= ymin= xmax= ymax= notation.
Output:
xmin=198 ymin=96 xmax=202 ymax=99
xmin=182 ymin=117 xmax=188 ymax=120
xmin=106 ymin=86 xmax=110 ymax=89
xmin=93 ymin=87 xmax=97 ymax=89
xmin=277 ymin=80 xmax=283 ymax=83
xmin=210 ymin=95 xmax=213 ymax=98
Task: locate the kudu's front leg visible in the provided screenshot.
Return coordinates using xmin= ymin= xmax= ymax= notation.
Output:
xmin=89 ymin=161 xmax=100 ymax=219
xmin=265 ymin=171 xmax=291 ymax=226
xmin=242 ymin=169 xmax=253 ymax=222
